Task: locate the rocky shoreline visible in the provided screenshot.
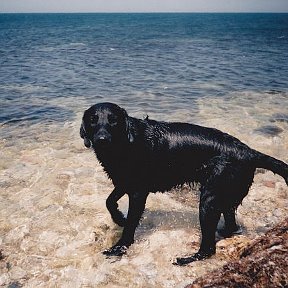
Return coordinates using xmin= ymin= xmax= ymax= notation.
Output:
xmin=186 ymin=218 xmax=288 ymax=288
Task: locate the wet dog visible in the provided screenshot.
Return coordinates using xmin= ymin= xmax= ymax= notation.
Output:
xmin=80 ymin=102 xmax=288 ymax=265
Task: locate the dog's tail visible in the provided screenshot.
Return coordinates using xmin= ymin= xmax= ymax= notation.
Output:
xmin=254 ymin=151 xmax=288 ymax=185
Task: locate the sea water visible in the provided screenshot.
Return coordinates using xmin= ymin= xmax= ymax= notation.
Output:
xmin=0 ymin=13 xmax=287 ymax=287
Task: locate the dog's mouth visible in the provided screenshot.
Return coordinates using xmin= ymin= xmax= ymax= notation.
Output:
xmin=93 ymin=135 xmax=112 ymax=148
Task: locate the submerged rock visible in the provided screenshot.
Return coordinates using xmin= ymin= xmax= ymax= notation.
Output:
xmin=186 ymin=218 xmax=288 ymax=288
xmin=254 ymin=125 xmax=283 ymax=136
xmin=266 ymin=90 xmax=283 ymax=95
xmin=269 ymin=113 xmax=288 ymax=124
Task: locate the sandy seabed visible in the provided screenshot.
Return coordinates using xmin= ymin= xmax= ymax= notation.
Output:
xmin=1 ymin=94 xmax=288 ymax=287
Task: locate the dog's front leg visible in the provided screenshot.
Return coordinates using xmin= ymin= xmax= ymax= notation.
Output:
xmin=103 ymin=191 xmax=148 ymax=256
xmin=106 ymin=187 xmax=126 ymax=227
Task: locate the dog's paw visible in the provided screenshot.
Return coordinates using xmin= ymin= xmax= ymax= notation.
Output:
xmin=103 ymin=245 xmax=127 ymax=257
xmin=173 ymin=250 xmax=214 ymax=266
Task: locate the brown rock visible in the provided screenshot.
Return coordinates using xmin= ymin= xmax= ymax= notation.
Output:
xmin=186 ymin=218 xmax=288 ymax=288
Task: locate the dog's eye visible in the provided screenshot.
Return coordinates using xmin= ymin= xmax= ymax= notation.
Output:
xmin=108 ymin=114 xmax=118 ymax=126
xmin=90 ymin=115 xmax=99 ymax=124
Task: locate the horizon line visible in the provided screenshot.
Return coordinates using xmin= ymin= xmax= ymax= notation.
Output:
xmin=1 ymin=11 xmax=288 ymax=14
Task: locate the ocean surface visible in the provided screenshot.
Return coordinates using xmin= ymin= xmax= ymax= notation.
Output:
xmin=0 ymin=13 xmax=288 ymax=287
xmin=1 ymin=13 xmax=288 ymax=125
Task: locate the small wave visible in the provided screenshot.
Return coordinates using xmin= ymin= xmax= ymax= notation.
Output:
xmin=266 ymin=89 xmax=283 ymax=95
xmin=69 ymin=42 xmax=87 ymax=47
xmin=38 ymin=47 xmax=56 ymax=52
xmin=0 ymin=104 xmax=74 ymax=125
xmin=0 ymin=84 xmax=48 ymax=93
xmin=39 ymin=43 xmax=87 ymax=52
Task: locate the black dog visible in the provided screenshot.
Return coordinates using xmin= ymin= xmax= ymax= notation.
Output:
xmin=80 ymin=102 xmax=288 ymax=265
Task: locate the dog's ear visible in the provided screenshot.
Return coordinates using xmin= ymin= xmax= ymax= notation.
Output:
xmin=126 ymin=118 xmax=134 ymax=143
xmin=121 ymin=107 xmax=134 ymax=143
xmin=80 ymin=121 xmax=92 ymax=148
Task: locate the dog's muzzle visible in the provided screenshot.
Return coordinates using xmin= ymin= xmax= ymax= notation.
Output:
xmin=93 ymin=130 xmax=112 ymax=146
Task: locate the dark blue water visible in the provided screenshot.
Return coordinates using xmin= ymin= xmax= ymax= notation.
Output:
xmin=0 ymin=13 xmax=288 ymax=125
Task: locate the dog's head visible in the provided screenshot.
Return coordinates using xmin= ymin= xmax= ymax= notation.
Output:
xmin=80 ymin=103 xmax=134 ymax=149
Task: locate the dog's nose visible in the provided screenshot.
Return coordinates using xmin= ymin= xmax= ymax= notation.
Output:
xmin=94 ymin=130 xmax=111 ymax=145
xmin=94 ymin=136 xmax=111 ymax=145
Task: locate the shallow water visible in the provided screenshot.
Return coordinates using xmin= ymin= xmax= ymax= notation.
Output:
xmin=1 ymin=13 xmax=288 ymax=287
xmin=1 ymin=90 xmax=287 ymax=287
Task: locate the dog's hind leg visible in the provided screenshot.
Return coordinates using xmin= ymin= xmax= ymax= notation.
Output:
xmin=175 ymin=184 xmax=222 ymax=265
xmin=175 ymin=157 xmax=237 ymax=265
xmin=218 ymin=165 xmax=255 ymax=238
xmin=217 ymin=207 xmax=242 ymax=238
xmin=175 ymin=158 xmax=255 ymax=266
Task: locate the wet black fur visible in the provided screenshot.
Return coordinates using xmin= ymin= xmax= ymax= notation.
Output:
xmin=80 ymin=102 xmax=288 ymax=265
